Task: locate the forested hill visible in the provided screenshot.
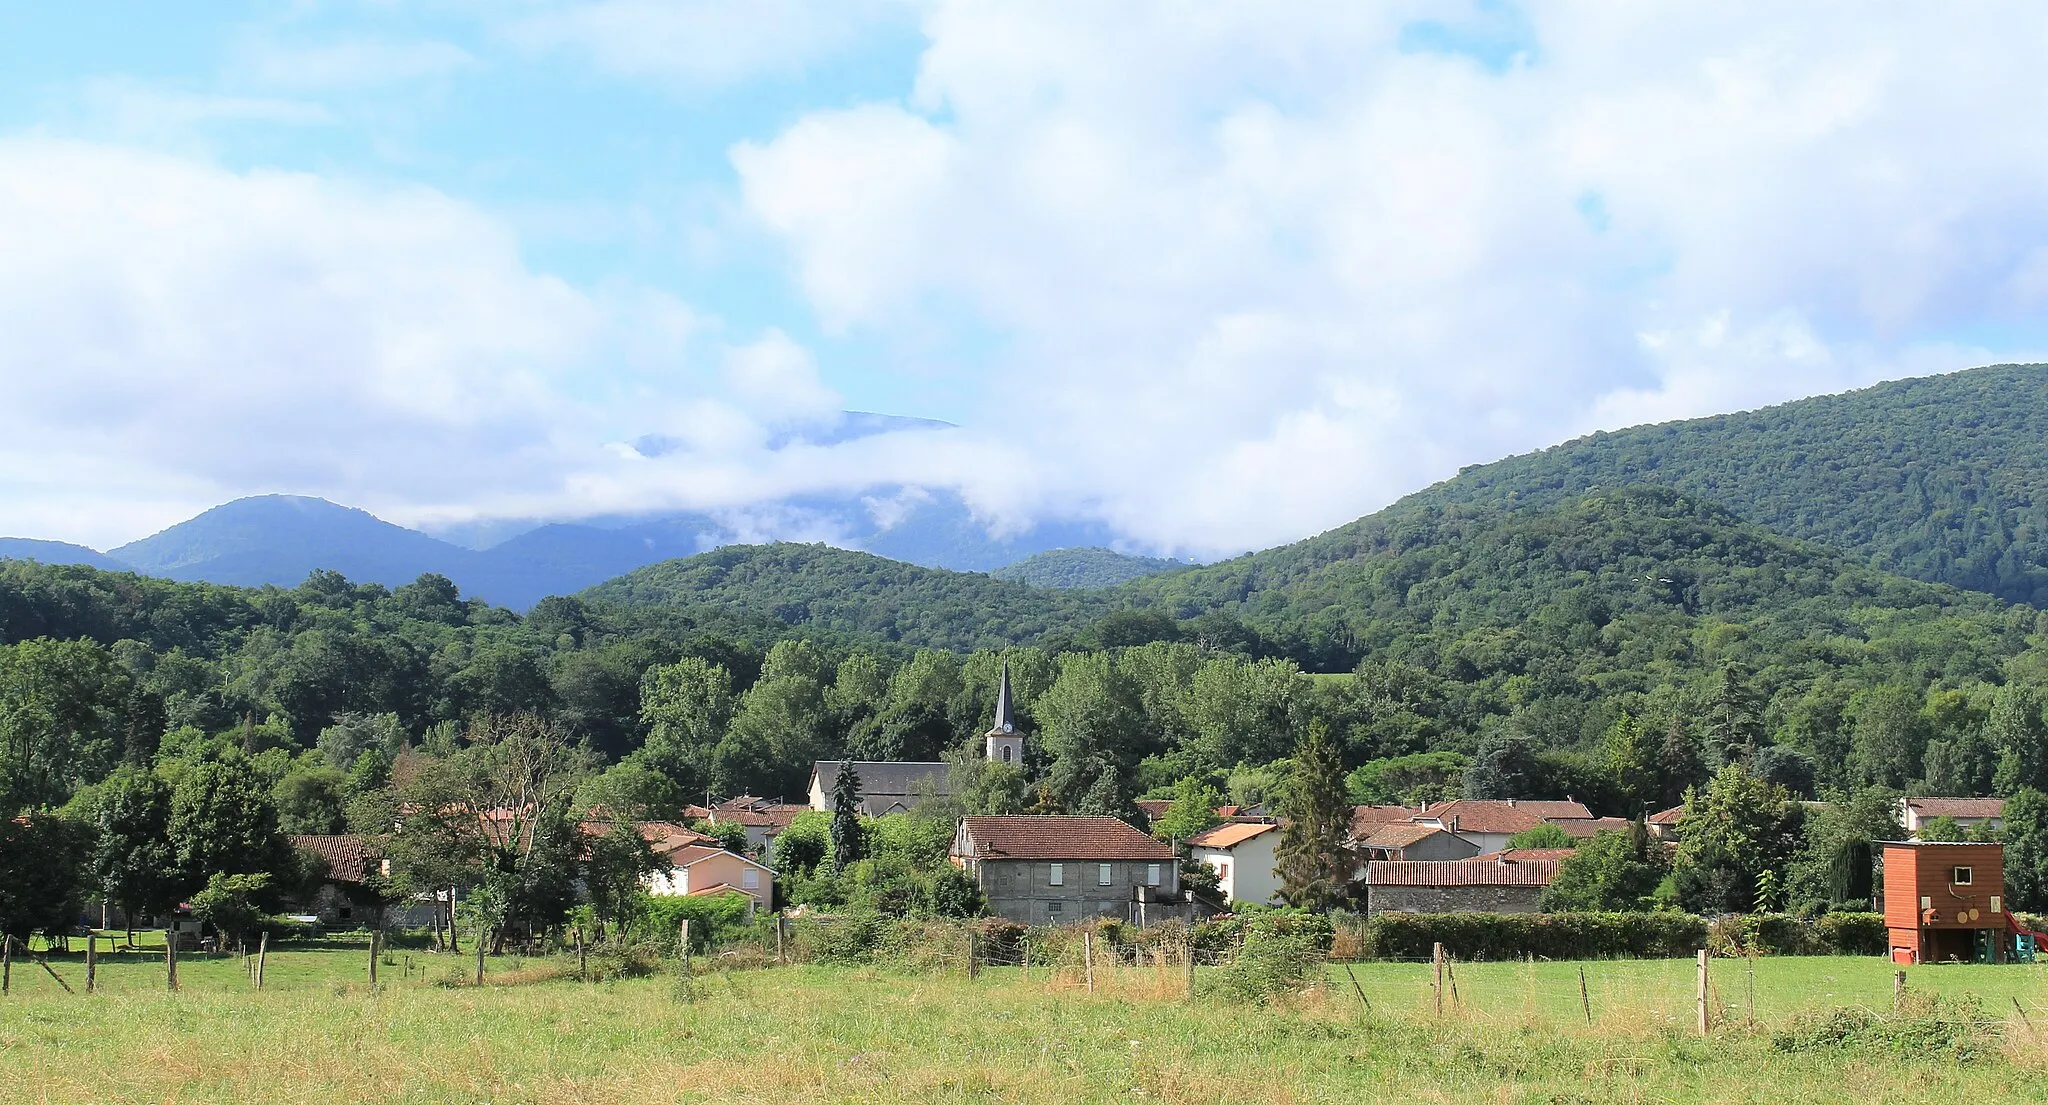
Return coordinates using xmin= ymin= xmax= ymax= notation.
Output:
xmin=990 ymin=547 xmax=1186 ymax=589
xmin=1406 ymin=363 xmax=2048 ymax=605
xmin=580 ymin=543 xmax=1107 ymax=652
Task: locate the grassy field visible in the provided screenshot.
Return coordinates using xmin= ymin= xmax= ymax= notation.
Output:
xmin=4 ymin=945 xmax=2048 ymax=1103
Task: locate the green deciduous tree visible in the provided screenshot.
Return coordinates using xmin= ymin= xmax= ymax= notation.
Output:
xmin=0 ymin=637 xmax=134 ymax=814
xmin=91 ymin=768 xmax=179 ymax=935
xmin=2002 ymin=788 xmax=2048 ymax=911
xmin=0 ymin=812 xmax=93 ymax=942
xmin=190 ymin=871 xmax=270 ymax=949
xmin=1506 ymin=823 xmax=1575 ymax=850
xmin=1345 ymin=751 xmax=1467 ymax=807
xmin=1990 ymin=684 xmax=2048 ymax=795
xmin=1539 ymin=823 xmax=1666 ymax=911
xmin=168 ymin=757 xmax=294 ymax=900
xmin=1152 ymin=776 xmax=1223 ymax=843
xmin=1672 ymin=765 xmax=1802 ymax=913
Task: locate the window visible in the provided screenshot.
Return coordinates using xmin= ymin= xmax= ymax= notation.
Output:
xmin=1217 ymin=862 xmax=1230 ymax=880
xmin=1049 ymin=863 xmax=1064 ymax=886
xmin=742 ymin=869 xmax=760 ymax=889
xmin=1001 ymin=745 xmax=1012 ymax=763
xmin=1953 ymin=866 xmax=1974 ymax=885
xmin=1098 ymin=863 xmax=1113 ymax=886
xmin=1992 ymin=895 xmax=2004 ymax=913
xmin=1048 ymin=901 xmax=1063 ymax=914
xmin=1145 ymin=864 xmax=1161 ymax=887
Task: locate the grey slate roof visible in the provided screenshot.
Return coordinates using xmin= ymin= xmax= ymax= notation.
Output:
xmin=989 ymin=660 xmax=1020 ymax=734
xmin=811 ymin=760 xmax=953 ymax=814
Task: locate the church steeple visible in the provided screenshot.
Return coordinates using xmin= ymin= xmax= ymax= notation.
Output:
xmin=985 ymin=659 xmax=1026 ymax=765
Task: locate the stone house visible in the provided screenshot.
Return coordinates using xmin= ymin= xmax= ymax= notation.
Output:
xmin=807 ymin=761 xmax=953 ymax=815
xmin=951 ymin=815 xmax=1189 ymax=926
xmin=1362 ymin=855 xmax=1561 ymax=916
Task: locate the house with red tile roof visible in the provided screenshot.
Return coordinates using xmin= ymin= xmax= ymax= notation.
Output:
xmin=1899 ymin=797 xmax=2005 ymax=837
xmin=952 ymin=815 xmax=1192 ymax=925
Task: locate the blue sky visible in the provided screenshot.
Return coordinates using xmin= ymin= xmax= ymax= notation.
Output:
xmin=3 ymin=3 xmax=2046 ymax=554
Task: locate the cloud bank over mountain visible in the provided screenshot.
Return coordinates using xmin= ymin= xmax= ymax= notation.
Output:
xmin=4 ymin=4 xmax=2047 ymax=557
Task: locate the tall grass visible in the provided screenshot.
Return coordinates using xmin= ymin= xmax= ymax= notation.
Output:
xmin=3 ymin=948 xmax=2047 ymax=1103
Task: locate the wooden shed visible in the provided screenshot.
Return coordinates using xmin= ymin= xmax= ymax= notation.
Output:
xmin=1877 ymin=841 xmax=2008 ymax=964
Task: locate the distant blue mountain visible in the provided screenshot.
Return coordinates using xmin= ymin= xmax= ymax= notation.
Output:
xmin=0 ymin=538 xmax=128 ymax=571
xmin=30 ymin=487 xmax=1132 ymax=610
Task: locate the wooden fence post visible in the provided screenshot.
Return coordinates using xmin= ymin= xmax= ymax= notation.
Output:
xmin=1894 ymin=970 xmax=1906 ymax=1010
xmin=967 ymin=930 xmax=980 ymax=980
xmin=256 ymin=931 xmax=268 ymax=990
xmin=1432 ymin=943 xmax=1445 ymax=1015
xmin=1578 ymin=964 xmax=1591 ymax=1025
xmin=85 ymin=937 xmax=97 ymax=993
xmin=368 ymin=930 xmax=379 ymax=987
xmin=1084 ymin=932 xmax=1096 ymax=994
xmin=1022 ymin=936 xmax=1031 ymax=980
xmin=1185 ymin=940 xmax=1197 ymax=1001
xmin=679 ymin=920 xmax=691 ymax=972
xmin=166 ymin=927 xmax=178 ymax=992
xmin=2 ymin=935 xmax=11 ymax=995
xmin=575 ymin=926 xmax=587 ymax=981
xmin=475 ymin=928 xmax=486 ymax=986
xmin=1696 ymin=949 xmax=1710 ymax=1036
xmin=775 ymin=914 xmax=787 ymax=966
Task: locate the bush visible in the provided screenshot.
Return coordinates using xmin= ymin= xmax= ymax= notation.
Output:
xmin=1772 ymin=994 xmax=1990 ymax=1062
xmin=1360 ymin=911 xmax=1707 ymax=961
xmin=629 ymin=892 xmax=758 ymax=953
xmin=1711 ymin=912 xmax=1888 ymax=957
xmin=1812 ymin=912 xmax=1888 ymax=955
xmin=1208 ymin=922 xmax=1324 ymax=1004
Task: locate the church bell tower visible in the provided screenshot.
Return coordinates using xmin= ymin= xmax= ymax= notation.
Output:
xmin=985 ymin=659 xmax=1026 ymax=765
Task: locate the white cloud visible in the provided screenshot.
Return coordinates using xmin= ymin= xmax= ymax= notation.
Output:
xmin=504 ymin=0 xmax=919 ymax=86
xmin=238 ymin=38 xmax=477 ymax=91
xmin=723 ymin=329 xmax=842 ymax=421
xmin=730 ymin=2 xmax=2048 ymax=556
xmin=0 ymin=139 xmax=992 ymax=548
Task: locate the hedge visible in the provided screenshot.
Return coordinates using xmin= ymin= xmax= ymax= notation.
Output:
xmin=1712 ymin=913 xmax=1887 ymax=957
xmin=631 ymin=891 xmax=759 ymax=953
xmin=1359 ymin=912 xmax=1708 ymax=961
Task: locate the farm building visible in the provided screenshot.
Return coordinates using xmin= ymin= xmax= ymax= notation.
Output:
xmin=1877 ymin=840 xmax=2008 ymax=964
xmin=1362 ymin=854 xmax=1561 ymax=916
xmin=951 ymin=815 xmax=1192 ymax=925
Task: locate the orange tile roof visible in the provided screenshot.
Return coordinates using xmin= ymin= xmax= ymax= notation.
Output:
xmin=1411 ymin=800 xmax=1548 ymax=835
xmin=1477 ymin=847 xmax=1578 ymax=862
xmin=289 ymin=834 xmax=374 ymax=884
xmin=957 ymin=816 xmax=1175 ymax=861
xmin=1904 ymin=797 xmax=2006 ymax=819
xmin=1648 ymin=805 xmax=1686 ymax=824
xmin=1553 ymin=817 xmax=1633 ymax=839
xmin=1187 ymin=822 xmax=1280 ymax=849
xmin=1364 ymin=857 xmax=1561 ymax=888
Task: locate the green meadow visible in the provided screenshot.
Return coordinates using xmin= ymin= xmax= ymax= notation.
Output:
xmin=5 ymin=943 xmax=2048 ymax=1104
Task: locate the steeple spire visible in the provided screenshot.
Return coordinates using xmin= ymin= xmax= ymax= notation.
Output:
xmin=990 ymin=659 xmax=1017 ymax=734
xmin=985 ymin=658 xmax=1026 ymax=765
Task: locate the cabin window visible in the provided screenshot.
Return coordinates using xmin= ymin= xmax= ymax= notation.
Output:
xmin=1049 ymin=863 xmax=1064 ymax=886
xmin=1992 ymin=895 xmax=2004 ymax=913
xmin=1098 ymin=863 xmax=1113 ymax=886
xmin=742 ymin=869 xmax=760 ymax=889
xmin=1953 ymin=866 xmax=1974 ymax=885
xmin=1146 ymin=864 xmax=1161 ymax=887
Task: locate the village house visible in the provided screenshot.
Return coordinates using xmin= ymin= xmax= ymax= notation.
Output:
xmin=1877 ymin=840 xmax=2008 ymax=963
xmin=687 ymin=798 xmax=809 ymax=853
xmin=1407 ymin=799 xmax=1591 ymax=854
xmin=288 ymin=834 xmax=382 ymax=927
xmin=1362 ymin=854 xmax=1562 ymax=916
xmin=1898 ymin=797 xmax=2005 ymax=838
xmin=1187 ymin=821 xmax=1283 ymax=905
xmin=952 ymin=815 xmax=1189 ymax=925
xmin=1553 ymin=816 xmax=1635 ymax=842
xmin=1358 ymin=822 xmax=1481 ymax=862
xmin=645 ymin=842 xmax=776 ymax=910
xmin=1647 ymin=805 xmax=1686 ymax=839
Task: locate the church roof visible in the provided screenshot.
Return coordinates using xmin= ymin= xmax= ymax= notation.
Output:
xmin=988 ymin=659 xmax=1019 ymax=735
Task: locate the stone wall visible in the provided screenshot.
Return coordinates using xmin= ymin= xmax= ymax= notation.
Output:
xmin=976 ymin=858 xmax=1180 ymax=925
xmin=1365 ymin=884 xmax=1543 ymax=916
